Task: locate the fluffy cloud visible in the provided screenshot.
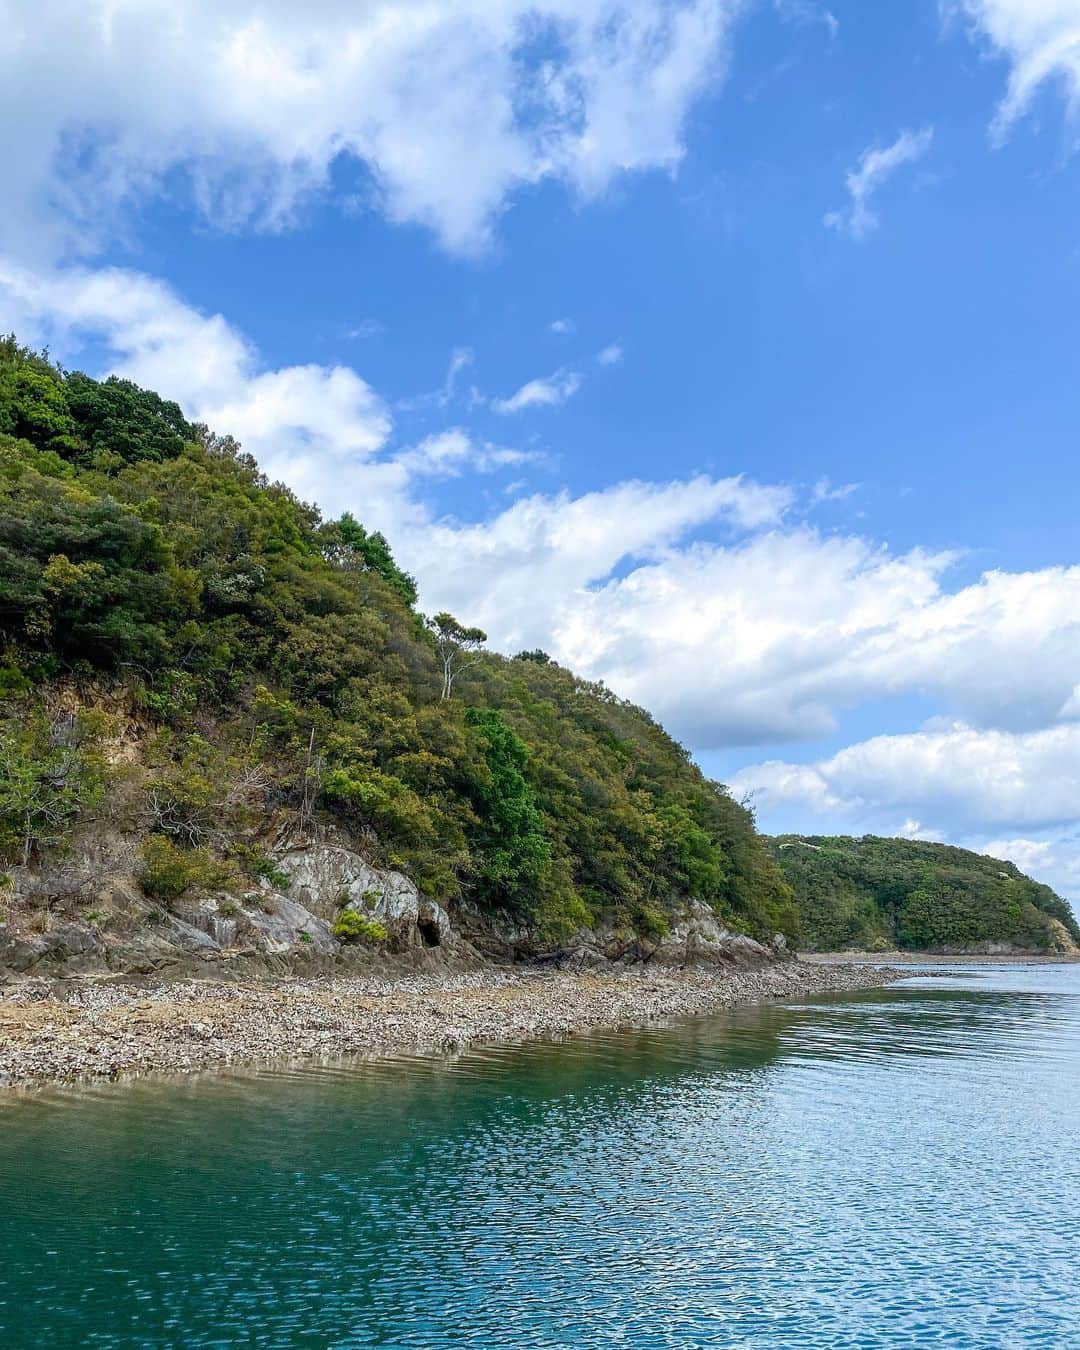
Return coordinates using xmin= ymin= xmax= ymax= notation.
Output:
xmin=409 ymin=473 xmax=793 ymax=651
xmin=824 ymin=127 xmax=933 ymax=239
xmin=490 ymin=369 xmax=583 ymax=413
xmin=810 ymin=476 xmax=859 ymax=504
xmin=0 ymin=0 xmax=740 ymax=259
xmin=448 ymin=524 xmax=1080 ymax=750
xmin=732 ymin=722 xmax=1080 ymax=834
xmin=597 ymin=341 xmax=625 ymax=366
xmin=954 ymin=1 xmax=1080 ymax=139
xmin=396 ymin=429 xmax=543 ymax=478
xmin=0 ymin=257 xmax=404 ymax=515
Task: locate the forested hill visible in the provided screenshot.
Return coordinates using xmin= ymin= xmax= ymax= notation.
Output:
xmin=0 ymin=337 xmax=797 ymax=949
xmin=770 ymin=835 xmax=1080 ymax=953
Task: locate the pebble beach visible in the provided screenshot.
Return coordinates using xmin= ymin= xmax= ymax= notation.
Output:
xmin=0 ymin=959 xmax=899 ymax=1090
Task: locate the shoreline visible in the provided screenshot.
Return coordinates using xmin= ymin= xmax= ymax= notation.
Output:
xmin=802 ymin=950 xmax=1080 ymax=965
xmin=0 ymin=959 xmax=900 ymax=1092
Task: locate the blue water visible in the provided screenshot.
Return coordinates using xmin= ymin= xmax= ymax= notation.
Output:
xmin=1 ymin=963 xmax=1078 ymax=1347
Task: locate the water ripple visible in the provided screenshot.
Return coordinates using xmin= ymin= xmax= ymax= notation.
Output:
xmin=1 ymin=964 xmax=1079 ymax=1348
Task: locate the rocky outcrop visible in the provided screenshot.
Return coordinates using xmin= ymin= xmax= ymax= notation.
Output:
xmin=0 ymin=834 xmax=469 ymax=979
xmin=0 ymin=830 xmax=782 ymax=980
xmin=458 ymin=898 xmax=784 ymax=969
xmin=281 ymin=842 xmax=456 ymax=953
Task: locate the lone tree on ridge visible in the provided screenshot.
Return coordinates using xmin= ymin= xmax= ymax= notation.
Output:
xmin=427 ymin=612 xmax=487 ymax=700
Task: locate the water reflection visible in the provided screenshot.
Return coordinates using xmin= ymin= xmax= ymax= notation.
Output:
xmin=1 ymin=965 xmax=1078 ymax=1348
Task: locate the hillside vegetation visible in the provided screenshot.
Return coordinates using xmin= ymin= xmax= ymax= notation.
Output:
xmin=0 ymin=337 xmax=797 ymax=949
xmin=770 ymin=835 xmax=1080 ymax=953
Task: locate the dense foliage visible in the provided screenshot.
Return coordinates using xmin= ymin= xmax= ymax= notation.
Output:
xmin=770 ymin=835 xmax=1080 ymax=952
xmin=0 ymin=338 xmax=796 ymax=941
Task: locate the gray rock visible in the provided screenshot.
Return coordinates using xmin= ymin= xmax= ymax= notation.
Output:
xmin=280 ymin=842 xmax=453 ymax=952
xmin=239 ymin=893 xmax=337 ymax=954
xmin=461 ymin=897 xmax=771 ymax=969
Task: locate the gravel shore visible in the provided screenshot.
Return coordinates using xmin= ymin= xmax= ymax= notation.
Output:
xmin=0 ymin=959 xmax=900 ymax=1090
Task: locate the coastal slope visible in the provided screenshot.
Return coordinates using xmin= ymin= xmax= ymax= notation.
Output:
xmin=770 ymin=834 xmax=1080 ymax=954
xmin=0 ymin=337 xmax=796 ymax=978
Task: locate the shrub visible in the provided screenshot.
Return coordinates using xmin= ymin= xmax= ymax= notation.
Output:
xmin=138 ymin=835 xmax=236 ymax=903
xmin=633 ymin=902 xmax=670 ymax=941
xmin=0 ymin=713 xmax=106 ymax=864
xmin=145 ymin=737 xmax=268 ymax=847
xmin=332 ymin=909 xmax=389 ymax=944
xmin=233 ymin=846 xmax=290 ymax=890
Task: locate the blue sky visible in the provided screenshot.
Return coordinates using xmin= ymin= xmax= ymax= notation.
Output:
xmin=3 ymin=0 xmax=1080 ymax=900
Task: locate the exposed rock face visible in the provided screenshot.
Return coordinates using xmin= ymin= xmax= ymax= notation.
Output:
xmin=0 ymin=830 xmax=782 ymax=980
xmin=1045 ymin=919 xmax=1080 ymax=956
xmin=0 ymin=834 xmax=464 ymax=978
xmin=459 ymin=898 xmax=779 ymax=969
xmin=281 ymin=843 xmax=455 ymax=953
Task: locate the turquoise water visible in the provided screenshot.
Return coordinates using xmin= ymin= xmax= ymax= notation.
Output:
xmin=1 ymin=964 xmax=1078 ymax=1348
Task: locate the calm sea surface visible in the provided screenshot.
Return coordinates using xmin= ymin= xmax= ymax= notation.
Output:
xmin=1 ymin=963 xmax=1078 ymax=1348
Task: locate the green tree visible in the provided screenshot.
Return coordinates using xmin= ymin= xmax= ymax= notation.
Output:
xmin=0 ymin=715 xmax=105 ymax=864
xmin=318 ymin=512 xmax=418 ymax=606
xmin=0 ymin=345 xmax=79 ymax=452
xmin=428 ymin=612 xmax=486 ymax=700
xmin=465 ymin=708 xmax=550 ymax=912
xmin=64 ymin=372 xmax=193 ymax=465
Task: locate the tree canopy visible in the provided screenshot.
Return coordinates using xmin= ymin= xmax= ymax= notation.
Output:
xmin=770 ymin=835 xmax=1079 ymax=952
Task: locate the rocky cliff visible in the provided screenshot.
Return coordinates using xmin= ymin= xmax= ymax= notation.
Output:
xmin=0 ymin=820 xmax=784 ymax=982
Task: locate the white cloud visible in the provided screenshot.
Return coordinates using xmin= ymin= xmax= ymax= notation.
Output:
xmin=953 ymin=1 xmax=1080 ymax=140
xmin=824 ymin=127 xmax=934 ymax=239
xmin=736 ymin=725 xmax=1080 ymax=899
xmin=550 ymin=318 xmax=576 ymax=335
xmin=899 ymin=818 xmax=941 ymax=841
xmin=399 ymin=347 xmax=475 ymax=412
xmin=774 ymin=0 xmax=839 ymax=36
xmin=491 ymin=369 xmax=583 ymax=413
xmin=597 ymin=341 xmax=625 ymax=366
xmin=731 ymin=724 xmax=1080 ymax=898
xmin=396 ymin=429 xmax=543 ymax=478
xmin=732 ymin=722 xmax=1080 ymax=835
xmin=735 ymin=713 xmax=1080 ymax=902
xmin=982 ymin=837 xmax=1054 ymax=873
xmin=0 ymin=0 xmax=741 ymax=260
xmin=460 ymin=529 xmax=1080 ymax=750
xmin=810 ymin=476 xmax=859 ymax=504
xmin=0 ymin=257 xmax=404 ymax=518
xmin=407 ymin=472 xmax=793 ymax=651
xmin=412 ymin=518 xmax=1080 ymax=752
